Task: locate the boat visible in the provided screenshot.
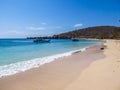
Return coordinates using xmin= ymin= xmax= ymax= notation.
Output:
xmin=33 ymin=39 xmax=50 ymax=43
xmin=71 ymin=38 xmax=80 ymax=41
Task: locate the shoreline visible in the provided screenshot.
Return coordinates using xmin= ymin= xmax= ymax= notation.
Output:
xmin=0 ymin=41 xmax=101 ymax=78
xmin=0 ymin=41 xmax=104 ymax=90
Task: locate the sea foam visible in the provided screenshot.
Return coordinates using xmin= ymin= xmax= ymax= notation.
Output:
xmin=0 ymin=47 xmax=87 ymax=78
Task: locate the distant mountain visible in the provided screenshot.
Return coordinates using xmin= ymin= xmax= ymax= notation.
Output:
xmin=52 ymin=26 xmax=120 ymax=39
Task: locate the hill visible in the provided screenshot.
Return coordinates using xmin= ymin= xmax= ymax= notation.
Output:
xmin=52 ymin=26 xmax=120 ymax=39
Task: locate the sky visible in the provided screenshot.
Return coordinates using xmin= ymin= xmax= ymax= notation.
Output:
xmin=0 ymin=0 xmax=120 ymax=38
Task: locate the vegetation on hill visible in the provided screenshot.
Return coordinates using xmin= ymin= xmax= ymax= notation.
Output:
xmin=52 ymin=26 xmax=120 ymax=39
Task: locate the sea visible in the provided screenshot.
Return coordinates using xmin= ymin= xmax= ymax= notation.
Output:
xmin=0 ymin=38 xmax=100 ymax=77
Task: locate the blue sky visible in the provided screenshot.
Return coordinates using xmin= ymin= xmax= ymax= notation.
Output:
xmin=0 ymin=0 xmax=120 ymax=38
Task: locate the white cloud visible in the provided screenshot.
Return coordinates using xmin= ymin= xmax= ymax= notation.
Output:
xmin=31 ymin=24 xmax=35 ymax=26
xmin=49 ymin=26 xmax=62 ymax=29
xmin=26 ymin=27 xmax=46 ymax=30
xmin=54 ymin=26 xmax=62 ymax=29
xmin=0 ymin=30 xmax=25 ymax=38
xmin=41 ymin=22 xmax=47 ymax=25
xmin=1 ymin=30 xmax=23 ymax=35
xmin=26 ymin=25 xmax=62 ymax=31
xmin=74 ymin=23 xmax=83 ymax=27
xmin=8 ymin=30 xmax=23 ymax=34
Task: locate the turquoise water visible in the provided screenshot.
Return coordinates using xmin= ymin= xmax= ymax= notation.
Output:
xmin=0 ymin=38 xmax=100 ymax=77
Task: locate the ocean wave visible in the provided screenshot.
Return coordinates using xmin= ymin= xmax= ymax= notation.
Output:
xmin=0 ymin=47 xmax=87 ymax=78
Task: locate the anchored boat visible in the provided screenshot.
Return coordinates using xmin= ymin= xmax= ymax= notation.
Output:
xmin=33 ymin=39 xmax=50 ymax=43
xmin=71 ymin=38 xmax=80 ymax=41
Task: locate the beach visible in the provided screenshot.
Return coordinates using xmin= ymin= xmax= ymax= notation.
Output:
xmin=0 ymin=40 xmax=120 ymax=90
xmin=65 ymin=40 xmax=120 ymax=90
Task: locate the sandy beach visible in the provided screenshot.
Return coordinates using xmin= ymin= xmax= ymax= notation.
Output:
xmin=65 ymin=40 xmax=120 ymax=90
xmin=1 ymin=40 xmax=120 ymax=90
xmin=0 ymin=42 xmax=104 ymax=90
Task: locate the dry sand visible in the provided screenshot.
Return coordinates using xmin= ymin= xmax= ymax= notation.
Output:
xmin=0 ymin=43 xmax=104 ymax=90
xmin=65 ymin=40 xmax=120 ymax=90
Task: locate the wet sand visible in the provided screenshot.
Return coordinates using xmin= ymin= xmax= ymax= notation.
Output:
xmin=0 ymin=43 xmax=104 ymax=90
